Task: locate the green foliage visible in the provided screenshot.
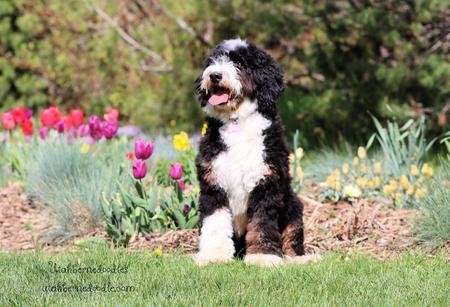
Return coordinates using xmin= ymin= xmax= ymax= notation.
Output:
xmin=22 ymin=135 xmax=129 ymax=240
xmin=1 ymin=1 xmax=449 ymax=145
xmin=415 ymin=161 xmax=450 ymax=247
xmin=0 ymin=142 xmax=8 ymax=187
xmin=101 ymin=182 xmax=167 ymax=247
xmin=369 ymin=116 xmax=435 ymax=177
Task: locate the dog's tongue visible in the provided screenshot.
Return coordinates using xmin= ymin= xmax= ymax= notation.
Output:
xmin=208 ymin=93 xmax=229 ymax=105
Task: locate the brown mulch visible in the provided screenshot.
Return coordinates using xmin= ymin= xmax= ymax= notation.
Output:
xmin=0 ymin=182 xmax=53 ymax=251
xmin=0 ymin=183 xmax=418 ymax=257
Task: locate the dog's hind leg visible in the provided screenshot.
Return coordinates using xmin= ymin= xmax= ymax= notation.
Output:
xmin=281 ymin=190 xmax=321 ymax=264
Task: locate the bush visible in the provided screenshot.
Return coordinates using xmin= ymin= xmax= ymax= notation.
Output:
xmin=415 ymin=161 xmax=450 ymax=247
xmin=23 ymin=135 xmax=129 ymax=240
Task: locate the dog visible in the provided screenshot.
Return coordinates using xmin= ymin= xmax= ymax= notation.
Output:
xmin=194 ymin=39 xmax=318 ymax=267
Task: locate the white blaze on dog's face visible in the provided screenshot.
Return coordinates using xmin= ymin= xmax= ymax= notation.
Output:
xmin=195 ymin=38 xmax=284 ymax=121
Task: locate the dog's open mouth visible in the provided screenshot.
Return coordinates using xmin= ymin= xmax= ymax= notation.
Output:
xmin=208 ymin=86 xmax=230 ymax=106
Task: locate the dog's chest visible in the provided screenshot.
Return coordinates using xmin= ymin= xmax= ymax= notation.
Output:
xmin=211 ymin=113 xmax=271 ymax=221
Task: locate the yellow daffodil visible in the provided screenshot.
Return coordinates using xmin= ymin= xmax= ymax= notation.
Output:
xmin=410 ymin=165 xmax=419 ymax=176
xmin=326 ymin=175 xmax=341 ymax=191
xmin=289 ymin=153 xmax=295 ymax=165
xmin=360 ymin=163 xmax=367 ymax=174
xmin=169 ymin=119 xmax=176 ymax=127
xmin=373 ymin=162 xmax=382 ymax=174
xmin=399 ymin=175 xmax=410 ymax=189
xmin=154 ymin=248 xmax=163 ymax=257
xmin=407 ymin=186 xmax=415 ymax=196
xmin=343 ymin=184 xmax=362 ymax=198
xmin=394 ymin=193 xmax=402 ymax=202
xmin=173 ymin=131 xmax=191 ymax=151
xmin=389 ymin=179 xmax=398 ymax=191
xmin=80 ymin=143 xmax=90 ymax=154
xmin=201 ymin=122 xmax=208 ymax=137
xmin=353 ymin=157 xmax=359 ymax=166
xmin=357 ymin=146 xmax=366 ymax=159
xmin=421 ymin=163 xmax=433 ymax=177
xmin=332 ymin=169 xmax=340 ymax=178
xmin=373 ymin=176 xmax=381 ymax=187
xmin=356 ymin=177 xmax=367 ymax=188
xmin=415 ymin=188 xmax=426 ymax=199
xmin=295 ymin=147 xmax=304 ymax=160
xmin=342 ymin=163 xmax=350 ymax=175
xmin=383 ymin=185 xmax=391 ymax=196
xmin=367 ymin=179 xmax=376 ymax=190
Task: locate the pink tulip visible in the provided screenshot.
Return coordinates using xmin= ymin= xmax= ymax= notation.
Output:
xmin=178 ymin=179 xmax=185 ymax=190
xmin=1 ymin=112 xmax=15 ymax=130
xmin=38 ymin=127 xmax=49 ymax=140
xmin=133 ymin=159 xmax=147 ymax=179
xmin=134 ymin=139 xmax=154 ymax=160
xmin=78 ymin=124 xmax=89 ymax=137
xmin=101 ymin=120 xmax=119 ymax=139
xmin=170 ymin=163 xmax=183 ymax=180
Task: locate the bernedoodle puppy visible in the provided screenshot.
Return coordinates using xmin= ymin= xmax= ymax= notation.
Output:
xmin=194 ymin=39 xmax=319 ymax=267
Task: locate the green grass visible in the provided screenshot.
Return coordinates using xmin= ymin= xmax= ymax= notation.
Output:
xmin=0 ymin=249 xmax=448 ymax=306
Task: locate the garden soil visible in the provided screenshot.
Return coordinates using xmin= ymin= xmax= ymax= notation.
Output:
xmin=0 ymin=183 xmax=427 ymax=258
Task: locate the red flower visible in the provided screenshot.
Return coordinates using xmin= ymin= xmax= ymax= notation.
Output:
xmin=40 ymin=106 xmax=61 ymax=127
xmin=21 ymin=119 xmax=34 ymax=136
xmin=11 ymin=107 xmax=26 ymax=124
xmin=1 ymin=112 xmax=15 ymax=130
xmin=126 ymin=152 xmax=135 ymax=160
xmin=104 ymin=108 xmax=119 ymax=121
xmin=69 ymin=109 xmax=84 ymax=127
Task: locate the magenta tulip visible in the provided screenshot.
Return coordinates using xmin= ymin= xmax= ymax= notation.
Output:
xmin=38 ymin=127 xmax=49 ymax=140
xmin=183 ymin=204 xmax=191 ymax=215
xmin=178 ymin=179 xmax=185 ymax=190
xmin=133 ymin=159 xmax=147 ymax=179
xmin=88 ymin=115 xmax=103 ymax=140
xmin=54 ymin=119 xmax=65 ymax=133
xmin=101 ymin=120 xmax=119 ymax=139
xmin=24 ymin=108 xmax=33 ymax=119
xmin=78 ymin=124 xmax=89 ymax=137
xmin=134 ymin=139 xmax=154 ymax=160
xmin=170 ymin=163 xmax=183 ymax=180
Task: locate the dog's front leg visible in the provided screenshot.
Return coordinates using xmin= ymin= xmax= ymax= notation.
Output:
xmin=244 ymin=181 xmax=284 ymax=267
xmin=194 ymin=189 xmax=235 ymax=265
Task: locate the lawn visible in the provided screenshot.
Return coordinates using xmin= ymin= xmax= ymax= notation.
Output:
xmin=0 ymin=249 xmax=448 ymax=306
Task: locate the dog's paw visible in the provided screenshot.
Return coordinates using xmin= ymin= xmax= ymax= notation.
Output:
xmin=193 ymin=253 xmax=233 ymax=266
xmin=284 ymin=254 xmax=322 ymax=265
xmin=244 ymin=253 xmax=283 ymax=267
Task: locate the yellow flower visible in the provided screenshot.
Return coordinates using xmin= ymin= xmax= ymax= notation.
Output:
xmin=326 ymin=175 xmax=341 ymax=191
xmin=289 ymin=153 xmax=295 ymax=165
xmin=80 ymin=143 xmax=90 ymax=154
xmin=388 ymin=179 xmax=398 ymax=191
xmin=154 ymin=248 xmax=163 ymax=257
xmin=373 ymin=162 xmax=382 ymax=174
xmin=353 ymin=157 xmax=359 ymax=166
xmin=201 ymin=122 xmax=208 ymax=137
xmin=343 ymin=184 xmax=362 ymax=198
xmin=295 ymin=147 xmax=304 ymax=160
xmin=367 ymin=180 xmax=376 ymax=190
xmin=342 ymin=163 xmax=350 ymax=175
xmin=399 ymin=175 xmax=410 ymax=189
xmin=383 ymin=185 xmax=391 ymax=196
xmin=356 ymin=177 xmax=367 ymax=188
xmin=169 ymin=119 xmax=176 ymax=127
xmin=373 ymin=176 xmax=381 ymax=187
xmin=295 ymin=166 xmax=302 ymax=178
xmin=407 ymin=186 xmax=415 ymax=196
xmin=415 ymin=188 xmax=426 ymax=199
xmin=332 ymin=169 xmax=340 ymax=178
xmin=360 ymin=163 xmax=367 ymax=174
xmin=410 ymin=165 xmax=419 ymax=176
xmin=173 ymin=131 xmax=191 ymax=151
xmin=357 ymin=146 xmax=366 ymax=159
xmin=394 ymin=193 xmax=402 ymax=202
xmin=421 ymin=163 xmax=433 ymax=177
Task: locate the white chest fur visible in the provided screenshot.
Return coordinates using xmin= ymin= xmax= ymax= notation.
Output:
xmin=210 ymin=101 xmax=271 ymax=235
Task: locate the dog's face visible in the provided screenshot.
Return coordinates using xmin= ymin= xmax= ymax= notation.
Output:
xmin=195 ymin=39 xmax=284 ymax=117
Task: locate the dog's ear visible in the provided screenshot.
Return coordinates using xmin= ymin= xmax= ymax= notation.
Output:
xmin=248 ymin=45 xmax=284 ymax=117
xmin=194 ymin=75 xmax=208 ymax=107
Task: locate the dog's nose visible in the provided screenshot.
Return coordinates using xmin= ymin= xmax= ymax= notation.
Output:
xmin=210 ymin=72 xmax=222 ymax=84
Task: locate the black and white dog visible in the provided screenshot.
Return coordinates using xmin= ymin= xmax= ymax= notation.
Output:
xmin=194 ymin=39 xmax=316 ymax=267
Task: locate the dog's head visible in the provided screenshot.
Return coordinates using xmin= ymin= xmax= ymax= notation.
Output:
xmin=195 ymin=39 xmax=284 ymax=118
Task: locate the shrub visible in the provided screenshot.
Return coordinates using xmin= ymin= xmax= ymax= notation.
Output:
xmin=415 ymin=160 xmax=450 ymax=247
xmin=24 ymin=135 xmax=129 ymax=240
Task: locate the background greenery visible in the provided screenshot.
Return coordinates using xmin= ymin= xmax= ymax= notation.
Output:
xmin=1 ymin=0 xmax=449 ymax=147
